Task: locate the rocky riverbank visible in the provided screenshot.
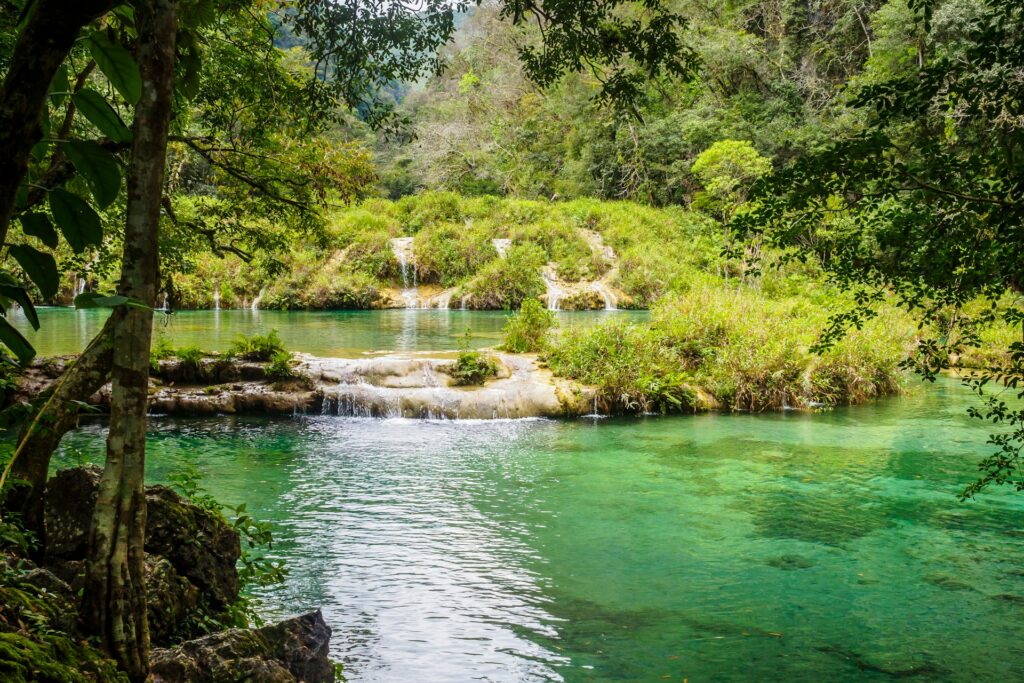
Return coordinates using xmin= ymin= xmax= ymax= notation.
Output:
xmin=0 ymin=466 xmax=336 ymax=683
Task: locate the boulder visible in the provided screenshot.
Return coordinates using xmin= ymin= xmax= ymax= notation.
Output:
xmin=42 ymin=467 xmax=241 ymax=643
xmin=44 ymin=466 xmax=102 ymax=561
xmin=145 ymin=485 xmax=240 ymax=609
xmin=150 ymin=610 xmax=335 ymax=683
xmin=146 ymin=557 xmax=200 ymax=646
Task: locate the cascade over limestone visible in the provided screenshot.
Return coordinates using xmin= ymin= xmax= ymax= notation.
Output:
xmin=391 ymin=237 xmax=420 ymax=308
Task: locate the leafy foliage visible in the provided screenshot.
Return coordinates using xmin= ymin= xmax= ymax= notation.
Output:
xmin=446 ymin=330 xmax=499 ymax=385
xmin=737 ymin=0 xmax=1024 ymax=496
xmin=225 ymin=330 xmax=287 ymax=362
xmin=502 ymin=298 xmax=556 ymax=353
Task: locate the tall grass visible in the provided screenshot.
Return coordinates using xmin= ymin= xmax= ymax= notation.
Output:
xmin=546 ymin=277 xmax=914 ymax=413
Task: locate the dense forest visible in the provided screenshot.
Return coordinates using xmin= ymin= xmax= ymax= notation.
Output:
xmin=0 ymin=0 xmax=1021 ymax=681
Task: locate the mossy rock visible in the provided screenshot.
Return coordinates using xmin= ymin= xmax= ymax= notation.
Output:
xmin=0 ymin=632 xmax=126 ymax=683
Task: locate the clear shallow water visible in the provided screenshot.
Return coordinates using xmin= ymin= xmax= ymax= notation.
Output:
xmin=54 ymin=380 xmax=1024 ymax=682
xmin=9 ymin=308 xmax=644 ymax=358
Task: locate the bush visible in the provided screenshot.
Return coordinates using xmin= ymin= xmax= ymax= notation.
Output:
xmin=265 ymin=350 xmax=297 ymax=382
xmin=446 ymin=350 xmax=499 ymax=386
xmin=543 ymin=278 xmax=914 ymax=414
xmin=150 ymin=336 xmax=175 ymax=371
xmin=459 ymin=243 xmax=546 ymax=309
xmin=395 ymin=190 xmax=463 ymax=231
xmin=502 ymin=299 xmax=557 ymax=353
xmin=546 ymin=320 xmax=694 ymax=413
xmin=226 ymin=330 xmax=286 ymax=361
xmin=174 ymin=345 xmax=206 ymax=369
xmin=345 ymin=232 xmax=399 ymax=280
xmin=264 ymin=268 xmax=379 ymax=310
xmin=412 ymin=222 xmax=497 ymax=286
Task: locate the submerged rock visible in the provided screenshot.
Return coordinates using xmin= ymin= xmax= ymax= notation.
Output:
xmin=150 ymin=610 xmax=335 ymax=683
xmin=766 ymin=554 xmax=815 ymax=571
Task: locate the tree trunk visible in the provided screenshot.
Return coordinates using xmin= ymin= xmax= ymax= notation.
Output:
xmin=0 ymin=0 xmax=117 ymax=244
xmin=83 ymin=0 xmax=178 ymax=679
xmin=3 ymin=317 xmax=115 ymax=545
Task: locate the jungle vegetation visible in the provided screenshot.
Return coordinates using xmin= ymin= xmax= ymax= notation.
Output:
xmin=0 ymin=0 xmax=1021 ymax=680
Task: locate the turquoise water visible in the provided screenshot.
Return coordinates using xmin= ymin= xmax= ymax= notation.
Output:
xmin=54 ymin=379 xmax=1024 ymax=682
xmin=9 ymin=308 xmax=644 ymax=358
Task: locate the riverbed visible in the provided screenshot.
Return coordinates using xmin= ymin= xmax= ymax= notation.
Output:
xmin=52 ymin=378 xmax=1024 ymax=682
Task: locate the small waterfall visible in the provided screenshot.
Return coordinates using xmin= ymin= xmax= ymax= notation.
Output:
xmin=391 ymin=237 xmax=419 ymax=309
xmin=542 ymin=266 xmax=563 ymax=311
xmin=251 ymin=288 xmax=265 ymax=311
xmin=584 ymin=394 xmax=606 ymax=419
xmin=213 ymin=285 xmax=220 ymax=311
xmin=160 ymin=293 xmax=169 ymax=312
xmin=492 ymin=238 xmax=511 ymax=259
xmin=74 ymin=276 xmax=86 ymax=298
xmin=435 ymin=289 xmax=454 ymax=310
xmin=592 ymin=282 xmax=617 ymax=311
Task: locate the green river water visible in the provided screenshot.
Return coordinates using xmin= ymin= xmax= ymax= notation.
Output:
xmin=50 ymin=382 xmax=1024 ymax=682
xmin=10 ymin=307 xmax=643 ymax=358
xmin=22 ymin=309 xmax=1024 ymax=681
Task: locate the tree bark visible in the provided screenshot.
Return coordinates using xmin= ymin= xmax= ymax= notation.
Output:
xmin=0 ymin=0 xmax=117 ymax=244
xmin=3 ymin=317 xmax=115 ymax=545
xmin=83 ymin=0 xmax=178 ymax=679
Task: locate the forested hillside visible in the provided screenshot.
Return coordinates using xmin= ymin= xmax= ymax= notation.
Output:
xmin=380 ymin=0 xmax=948 ymax=203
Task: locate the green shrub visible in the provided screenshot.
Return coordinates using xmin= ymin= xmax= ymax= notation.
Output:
xmin=150 ymin=336 xmax=175 ymax=371
xmin=226 ymin=330 xmax=286 ymax=361
xmin=502 ymin=298 xmax=557 ymax=353
xmin=546 ymin=320 xmax=694 ymax=413
xmin=459 ymin=243 xmax=546 ymax=309
xmin=264 ymin=267 xmax=379 ymax=310
xmin=395 ymin=190 xmax=463 ymax=230
xmin=265 ymin=350 xmax=297 ymax=382
xmin=345 ymin=232 xmax=399 ymax=280
xmin=446 ymin=350 xmax=499 ymax=386
xmin=413 ymin=222 xmax=496 ymax=286
xmin=174 ymin=345 xmax=205 ymax=369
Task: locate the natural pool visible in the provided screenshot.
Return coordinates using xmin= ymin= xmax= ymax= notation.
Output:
xmin=10 ymin=308 xmax=645 ymax=358
xmin=53 ymin=379 xmax=1024 ymax=682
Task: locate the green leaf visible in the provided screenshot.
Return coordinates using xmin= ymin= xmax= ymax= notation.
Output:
xmin=87 ymin=32 xmax=142 ymax=104
xmin=62 ymin=140 xmax=121 ymax=208
xmin=50 ymin=64 xmax=70 ymax=106
xmin=74 ymin=292 xmax=151 ymax=311
xmin=8 ymin=244 xmax=59 ymax=300
xmin=0 ymin=283 xmax=39 ymax=329
xmin=0 ymin=316 xmax=35 ymax=365
xmin=72 ymin=89 xmax=132 ymax=143
xmin=31 ymin=107 xmax=50 ymax=162
xmin=18 ymin=213 xmax=59 ymax=249
xmin=49 ymin=188 xmax=103 ymax=253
